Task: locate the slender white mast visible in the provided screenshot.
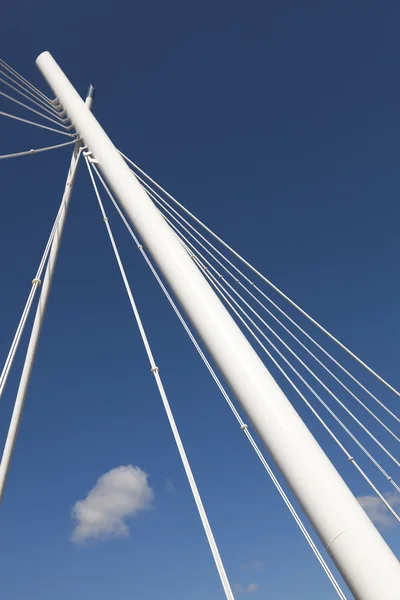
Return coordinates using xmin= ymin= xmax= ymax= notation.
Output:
xmin=36 ymin=51 xmax=400 ymax=600
xmin=0 ymin=86 xmax=94 ymax=503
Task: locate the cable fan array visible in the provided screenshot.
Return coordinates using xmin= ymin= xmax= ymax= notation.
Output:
xmin=0 ymin=55 xmax=81 ymax=434
xmin=83 ymin=148 xmax=400 ymax=598
xmin=115 ymin=151 xmax=400 ymax=511
xmin=85 ymin=155 xmax=353 ymax=599
xmin=1 ymin=55 xmax=399 ymax=600
xmin=0 ymin=57 xmax=82 ymax=419
xmin=0 ymin=58 xmax=83 ymax=500
xmin=0 ymin=56 xmax=78 ymax=154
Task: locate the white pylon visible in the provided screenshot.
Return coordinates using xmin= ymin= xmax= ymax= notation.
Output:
xmin=36 ymin=51 xmax=400 ymax=600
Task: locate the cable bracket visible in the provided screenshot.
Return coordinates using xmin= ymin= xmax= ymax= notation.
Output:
xmin=83 ymin=150 xmax=98 ymax=164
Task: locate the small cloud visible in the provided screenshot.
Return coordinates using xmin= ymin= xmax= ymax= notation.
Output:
xmin=234 ymin=583 xmax=261 ymax=594
xmin=71 ymin=465 xmax=154 ymax=543
xmin=358 ymin=493 xmax=400 ymax=528
xmin=240 ymin=560 xmax=264 ymax=572
xmin=165 ymin=478 xmax=176 ymax=494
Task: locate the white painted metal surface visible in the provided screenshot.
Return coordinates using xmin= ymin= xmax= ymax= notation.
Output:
xmin=0 ymin=89 xmax=93 ymax=503
xmin=36 ymin=51 xmax=400 ymax=600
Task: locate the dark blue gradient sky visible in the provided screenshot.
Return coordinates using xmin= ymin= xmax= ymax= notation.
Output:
xmin=0 ymin=2 xmax=399 ymax=598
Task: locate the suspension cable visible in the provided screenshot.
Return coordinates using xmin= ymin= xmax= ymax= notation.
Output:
xmin=0 ymin=110 xmax=75 ymax=136
xmin=141 ymin=249 xmax=349 ymax=600
xmin=85 ymin=156 xmax=235 ymax=600
xmin=135 ymin=171 xmax=400 ymax=424
xmin=180 ymin=240 xmax=400 ymax=496
xmin=0 ymin=74 xmax=62 ymax=118
xmin=0 ymin=139 xmax=76 ymax=161
xmin=152 ymin=192 xmax=400 ymax=433
xmin=89 ymin=160 xmax=348 ymax=599
xmin=0 ymin=58 xmax=51 ymax=104
xmin=185 ymin=244 xmax=400 ymax=492
xmin=120 ymin=151 xmax=400 ymax=400
xmin=192 ymin=255 xmax=400 ymax=521
xmin=192 ymin=247 xmax=400 ymax=469
xmin=158 ymin=204 xmax=400 ymax=449
xmin=92 ymin=157 xmax=400 ymax=504
xmin=0 ymin=149 xmax=82 ymax=401
xmin=0 ymin=89 xmax=68 ymax=128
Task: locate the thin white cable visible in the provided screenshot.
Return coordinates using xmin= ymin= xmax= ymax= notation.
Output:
xmin=184 ymin=237 xmax=400 ymax=496
xmin=134 ymin=236 xmax=348 ymax=592
xmin=143 ymin=255 xmax=349 ymax=600
xmin=153 ymin=193 xmax=400 ymax=437
xmin=192 ymin=250 xmax=400 ymax=471
xmin=192 ymin=254 xmax=400 ymax=523
xmin=0 ymin=58 xmax=51 ymax=103
xmin=187 ymin=245 xmax=400 ymax=492
xmin=160 ymin=208 xmax=400 ymax=451
xmin=0 ymin=110 xmax=75 ymax=136
xmin=0 ymin=68 xmax=57 ymax=114
xmin=190 ymin=244 xmax=400 ymax=476
xmin=242 ymin=430 xmax=348 ymax=599
xmin=0 ymin=143 xmax=83 ymax=503
xmin=92 ymin=159 xmax=400 ymax=502
xmin=0 ymin=169 xmax=77 ymax=401
xmin=138 ymin=173 xmax=400 ymax=425
xmin=90 ymin=160 xmax=348 ymax=599
xmin=0 ymin=74 xmax=62 ymax=118
xmin=85 ymin=157 xmax=235 ymax=600
xmin=0 ymin=139 xmax=76 ymax=161
xmin=0 ymin=89 xmax=68 ymax=128
xmin=120 ymin=151 xmax=400 ymax=400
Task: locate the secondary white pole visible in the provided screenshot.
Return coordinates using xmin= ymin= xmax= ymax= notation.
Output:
xmin=36 ymin=52 xmax=400 ymax=600
xmin=0 ymin=86 xmax=94 ymax=503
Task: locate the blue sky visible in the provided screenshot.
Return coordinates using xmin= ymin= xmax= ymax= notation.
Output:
xmin=1 ymin=1 xmax=400 ymax=598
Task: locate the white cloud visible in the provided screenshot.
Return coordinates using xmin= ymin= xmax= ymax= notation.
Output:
xmin=71 ymin=465 xmax=154 ymax=543
xmin=240 ymin=560 xmax=264 ymax=572
xmin=165 ymin=478 xmax=176 ymax=494
xmin=358 ymin=493 xmax=400 ymax=528
xmin=234 ymin=583 xmax=261 ymax=594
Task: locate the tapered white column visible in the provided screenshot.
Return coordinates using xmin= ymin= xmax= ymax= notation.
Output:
xmin=36 ymin=51 xmax=400 ymax=600
xmin=0 ymin=87 xmax=94 ymax=503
